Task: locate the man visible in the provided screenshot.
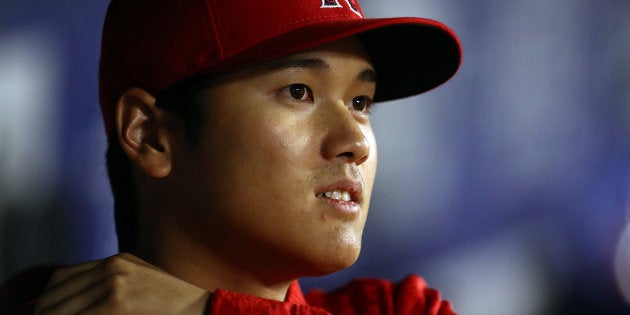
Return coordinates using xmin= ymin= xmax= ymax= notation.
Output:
xmin=1 ymin=0 xmax=461 ymax=314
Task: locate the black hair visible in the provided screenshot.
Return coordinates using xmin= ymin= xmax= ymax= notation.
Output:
xmin=105 ymin=74 xmax=213 ymax=253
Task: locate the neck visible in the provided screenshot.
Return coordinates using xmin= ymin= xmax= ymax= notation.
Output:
xmin=134 ymin=218 xmax=294 ymax=301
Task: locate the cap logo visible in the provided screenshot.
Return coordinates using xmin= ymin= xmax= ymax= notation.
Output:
xmin=321 ymin=0 xmax=362 ymax=18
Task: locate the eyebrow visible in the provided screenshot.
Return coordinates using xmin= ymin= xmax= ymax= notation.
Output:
xmin=263 ymin=57 xmax=376 ymax=83
xmin=357 ymin=68 xmax=376 ymax=83
xmin=268 ymin=57 xmax=330 ymax=71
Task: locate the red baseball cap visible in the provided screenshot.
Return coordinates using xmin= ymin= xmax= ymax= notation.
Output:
xmin=99 ymin=0 xmax=462 ymax=134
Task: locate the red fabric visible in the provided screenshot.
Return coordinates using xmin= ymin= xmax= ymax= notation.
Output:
xmin=205 ymin=275 xmax=455 ymax=315
xmin=304 ymin=275 xmax=455 ymax=315
xmin=207 ymin=283 xmax=329 ymax=315
xmin=1 ymin=266 xmax=455 ymax=315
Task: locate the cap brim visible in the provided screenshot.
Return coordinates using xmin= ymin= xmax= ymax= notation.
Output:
xmin=205 ymin=17 xmax=462 ymax=102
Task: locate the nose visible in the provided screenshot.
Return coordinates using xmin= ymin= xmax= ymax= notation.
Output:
xmin=320 ymin=104 xmax=371 ymax=166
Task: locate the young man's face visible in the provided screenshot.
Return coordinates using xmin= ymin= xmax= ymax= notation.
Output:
xmin=171 ymin=37 xmax=377 ymax=278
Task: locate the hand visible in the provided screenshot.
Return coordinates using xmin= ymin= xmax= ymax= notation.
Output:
xmin=34 ymin=253 xmax=210 ymax=315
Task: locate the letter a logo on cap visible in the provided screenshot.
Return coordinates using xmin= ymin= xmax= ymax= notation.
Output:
xmin=320 ymin=0 xmax=362 ymax=18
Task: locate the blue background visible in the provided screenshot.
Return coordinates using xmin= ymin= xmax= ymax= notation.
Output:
xmin=1 ymin=1 xmax=629 ymax=314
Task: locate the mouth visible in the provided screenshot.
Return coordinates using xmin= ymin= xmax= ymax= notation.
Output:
xmin=315 ymin=181 xmax=363 ymax=218
xmin=317 ymin=190 xmax=352 ymax=202
xmin=315 ymin=180 xmax=363 ymax=204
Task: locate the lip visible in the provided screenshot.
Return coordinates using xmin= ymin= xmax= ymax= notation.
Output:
xmin=315 ymin=180 xmax=363 ymax=218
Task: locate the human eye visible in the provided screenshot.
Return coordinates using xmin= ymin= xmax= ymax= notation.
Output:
xmin=281 ymin=84 xmax=313 ymax=102
xmin=351 ymin=95 xmax=374 ymax=113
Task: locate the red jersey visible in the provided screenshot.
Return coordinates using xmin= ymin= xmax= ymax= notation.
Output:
xmin=1 ymin=266 xmax=455 ymax=315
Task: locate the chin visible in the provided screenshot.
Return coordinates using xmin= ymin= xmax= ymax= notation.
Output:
xmin=303 ymin=245 xmax=362 ymax=277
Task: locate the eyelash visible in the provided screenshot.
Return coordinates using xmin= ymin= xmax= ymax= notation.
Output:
xmin=351 ymin=95 xmax=374 ymax=113
xmin=280 ymin=84 xmax=374 ymax=114
xmin=282 ymin=84 xmax=312 ymax=102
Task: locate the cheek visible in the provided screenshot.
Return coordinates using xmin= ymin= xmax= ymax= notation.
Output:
xmin=252 ymin=119 xmax=319 ymax=215
xmin=205 ymin=111 xmax=315 ymax=208
xmin=244 ymin=115 xmax=315 ymax=187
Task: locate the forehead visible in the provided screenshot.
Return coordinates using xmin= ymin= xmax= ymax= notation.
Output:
xmin=215 ymin=36 xmax=375 ymax=83
xmin=264 ymin=36 xmax=374 ymax=69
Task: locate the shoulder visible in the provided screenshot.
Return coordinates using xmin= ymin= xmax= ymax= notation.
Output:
xmin=304 ymin=275 xmax=456 ymax=315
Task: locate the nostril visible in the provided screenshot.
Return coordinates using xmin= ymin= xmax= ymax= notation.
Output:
xmin=336 ymin=151 xmax=369 ymax=166
xmin=337 ymin=152 xmax=354 ymax=158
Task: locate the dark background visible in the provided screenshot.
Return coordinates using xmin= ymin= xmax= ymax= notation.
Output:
xmin=1 ymin=1 xmax=629 ymax=314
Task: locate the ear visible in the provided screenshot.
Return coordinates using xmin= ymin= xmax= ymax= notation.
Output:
xmin=115 ymin=87 xmax=172 ymax=178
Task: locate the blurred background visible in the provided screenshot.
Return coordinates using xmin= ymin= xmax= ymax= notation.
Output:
xmin=1 ymin=0 xmax=629 ymax=314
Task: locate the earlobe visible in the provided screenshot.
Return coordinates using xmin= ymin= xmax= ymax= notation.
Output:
xmin=115 ymin=87 xmax=172 ymax=178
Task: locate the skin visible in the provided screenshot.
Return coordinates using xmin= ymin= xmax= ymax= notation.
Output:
xmin=34 ymin=36 xmax=378 ymax=314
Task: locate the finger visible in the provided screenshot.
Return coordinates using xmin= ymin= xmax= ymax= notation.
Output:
xmin=44 ymin=260 xmax=102 ymax=290
xmin=35 ymin=267 xmax=107 ymax=314
xmin=36 ymin=254 xmax=158 ymax=314
xmin=45 ymin=253 xmax=139 ymax=292
xmin=37 ymin=255 xmax=129 ymax=313
xmin=37 ymin=277 xmax=111 ymax=315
